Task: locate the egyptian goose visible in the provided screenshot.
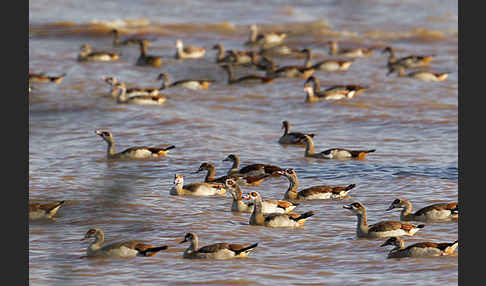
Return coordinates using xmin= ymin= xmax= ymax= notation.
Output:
xmin=264 ymin=50 xmax=315 ymax=79
xmin=95 ymin=130 xmax=175 ymax=160
xmin=103 ymin=76 xmax=163 ymax=98
xmin=225 ymin=178 xmax=297 ymax=214
xmin=343 ymin=202 xmax=425 ymax=238
xmin=386 ymin=198 xmax=458 ymax=222
xmin=29 ymin=73 xmax=66 ymax=84
xmin=387 ymin=64 xmax=448 ymax=82
xmin=111 ymin=29 xmax=145 ymax=46
xmin=195 ymin=162 xmax=271 ymax=186
xmin=278 ymin=120 xmax=315 ymax=145
xmin=311 ymin=55 xmax=353 ymax=72
xmin=29 ymin=200 xmax=65 ymax=220
xmin=221 ymin=64 xmax=274 ymax=85
xmin=276 ymin=168 xmax=356 ymax=201
xmin=383 ymin=46 xmax=433 ymax=68
xmin=304 ymin=76 xmax=368 ymax=102
xmin=258 ymin=45 xmax=297 ymax=57
xmin=248 ymin=191 xmax=314 ymax=228
xmin=136 ymin=40 xmax=163 ymax=67
xmin=381 ymin=237 xmax=458 ymax=258
xmin=327 ymin=41 xmax=373 ymax=58
xmin=302 ymin=135 xmax=375 ymax=159
xmin=157 ymin=73 xmax=213 ymax=91
xmin=77 ymin=44 xmax=119 ymax=62
xmin=175 ymin=39 xmax=206 ymax=59
xmin=212 ymin=44 xmax=253 ymax=65
xmin=170 ymin=174 xmax=226 ymax=196
xmin=180 ymin=232 xmax=257 ymax=259
xmin=114 ymin=82 xmax=166 ymax=105
xmin=245 ymin=24 xmax=287 ymax=48
xmin=222 ymin=154 xmax=282 ymax=177
xmin=82 ymin=228 xmax=168 ymax=258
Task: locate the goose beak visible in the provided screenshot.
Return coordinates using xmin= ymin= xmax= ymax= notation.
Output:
xmin=180 ymin=238 xmax=188 ymax=244
xmin=343 ymin=204 xmax=353 ymax=210
xmin=241 ymin=193 xmax=250 ymax=200
xmin=385 ymin=205 xmax=395 ymax=211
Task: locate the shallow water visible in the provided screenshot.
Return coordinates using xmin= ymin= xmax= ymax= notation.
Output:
xmin=29 ymin=0 xmax=458 ymax=285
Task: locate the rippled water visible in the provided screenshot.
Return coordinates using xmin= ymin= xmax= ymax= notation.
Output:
xmin=29 ymin=0 xmax=458 ymax=285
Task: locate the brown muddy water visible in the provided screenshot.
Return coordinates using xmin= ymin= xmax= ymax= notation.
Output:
xmin=29 ymin=0 xmax=458 ymax=285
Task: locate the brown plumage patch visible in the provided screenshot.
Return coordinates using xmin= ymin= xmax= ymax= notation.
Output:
xmin=288 ymin=211 xmax=314 ymax=221
xmin=197 ymin=243 xmax=229 ymax=253
xmin=349 ymin=149 xmax=375 ymax=159
xmin=276 ymin=200 xmax=293 ymax=209
xmin=368 ymin=221 xmax=403 ymax=232
xmin=244 ymin=174 xmax=271 ymax=185
xmin=400 ymin=223 xmax=421 ymax=232
xmin=136 ymin=245 xmax=168 ymax=256
xmin=30 ymin=201 xmax=65 ymax=213
xmin=414 ymin=202 xmax=458 ymax=216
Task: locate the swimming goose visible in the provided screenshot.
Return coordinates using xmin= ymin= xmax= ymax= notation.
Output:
xmin=103 ymin=76 xmax=163 ymax=97
xmin=248 ymin=191 xmax=314 ymax=228
xmin=304 ymin=76 xmax=368 ymax=102
xmin=175 ymin=39 xmax=206 ymax=59
xmin=279 ymin=120 xmax=315 ymax=145
xmin=29 ymin=200 xmax=65 ymax=220
xmin=311 ymin=55 xmax=353 ymax=72
xmin=180 ymin=232 xmax=257 ymax=259
xmin=114 ymin=82 xmax=166 ymax=105
xmin=386 ymin=198 xmax=458 ymax=222
xmin=245 ymin=24 xmax=287 ymax=48
xmin=77 ymin=44 xmax=119 ymax=62
xmin=195 ymin=162 xmax=271 ymax=186
xmin=170 ymin=174 xmax=226 ymax=196
xmin=157 ymin=73 xmax=213 ymax=91
xmin=381 ymin=237 xmax=458 ymax=258
xmin=302 ymin=135 xmax=375 ymax=159
xmin=383 ymin=46 xmax=433 ymax=68
xmin=277 ymin=168 xmax=356 ymax=201
xmin=111 ymin=29 xmax=144 ymax=46
xmin=225 ymin=178 xmax=297 ymax=214
xmin=327 ymin=41 xmax=373 ymax=58
xmin=222 ymin=154 xmax=282 ymax=177
xmin=264 ymin=50 xmax=315 ymax=79
xmin=258 ymin=45 xmax=297 ymax=57
xmin=82 ymin=228 xmax=168 ymax=258
xmin=387 ymin=64 xmax=448 ymax=82
xmin=29 ymin=73 xmax=66 ymax=84
xmin=95 ymin=130 xmax=175 ymax=160
xmin=212 ymin=44 xmax=253 ymax=65
xmin=136 ymin=40 xmax=163 ymax=67
xmin=221 ymin=64 xmax=274 ymax=85
xmin=343 ymin=202 xmax=425 ymax=238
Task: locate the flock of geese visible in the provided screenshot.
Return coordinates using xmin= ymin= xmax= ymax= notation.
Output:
xmin=29 ymin=24 xmax=457 ymax=261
